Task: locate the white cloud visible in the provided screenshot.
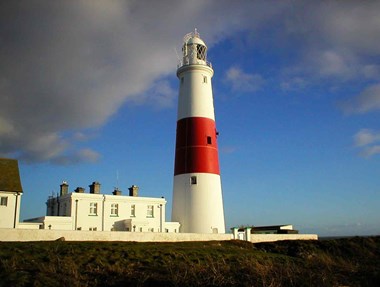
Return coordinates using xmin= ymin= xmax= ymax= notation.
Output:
xmin=354 ymin=129 xmax=380 ymax=147
xmin=317 ymin=50 xmax=356 ymax=79
xmin=133 ymin=80 xmax=177 ymax=109
xmin=353 ymin=129 xmax=380 ymax=158
xmin=220 ymin=146 xmax=237 ymax=154
xmin=280 ymin=77 xmax=308 ymax=91
xmin=340 ymin=84 xmax=380 ymax=114
xmin=359 ymin=145 xmax=380 ymax=158
xmin=72 ymin=132 xmax=92 ymax=142
xmin=225 ymin=67 xmax=264 ymax=92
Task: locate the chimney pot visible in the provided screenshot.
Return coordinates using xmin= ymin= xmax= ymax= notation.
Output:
xmin=128 ymin=185 xmax=139 ymax=197
xmin=60 ymin=181 xmax=69 ymax=196
xmin=89 ymin=181 xmax=101 ymax=194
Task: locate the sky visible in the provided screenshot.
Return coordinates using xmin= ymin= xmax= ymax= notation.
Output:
xmin=1 ymin=0 xmax=379 ymax=237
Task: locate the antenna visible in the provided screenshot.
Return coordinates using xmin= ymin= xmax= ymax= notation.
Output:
xmin=194 ymin=28 xmax=200 ymax=37
xmin=115 ymin=169 xmax=120 ymax=190
xmin=174 ymin=46 xmax=180 ymax=61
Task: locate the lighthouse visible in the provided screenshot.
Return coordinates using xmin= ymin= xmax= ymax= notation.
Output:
xmin=172 ymin=30 xmax=225 ymax=234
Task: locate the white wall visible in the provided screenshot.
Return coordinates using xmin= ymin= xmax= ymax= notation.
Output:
xmin=249 ymin=234 xmax=318 ymax=243
xmin=31 ymin=192 xmax=179 ymax=233
xmin=17 ymin=222 xmax=41 ymax=230
xmin=172 ymin=173 xmax=225 ymax=234
xmin=0 ymin=191 xmax=21 ymax=228
xmin=70 ymin=194 xmax=169 ymax=232
xmin=164 ymin=222 xmax=181 ymax=233
xmin=0 ymin=229 xmax=318 ymax=243
xmin=0 ymin=228 xmax=232 ymax=242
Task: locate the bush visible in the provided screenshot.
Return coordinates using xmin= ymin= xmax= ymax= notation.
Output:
xmin=0 ymin=237 xmax=379 ymax=286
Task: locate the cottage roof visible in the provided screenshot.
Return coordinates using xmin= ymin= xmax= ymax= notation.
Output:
xmin=0 ymin=158 xmax=23 ymax=193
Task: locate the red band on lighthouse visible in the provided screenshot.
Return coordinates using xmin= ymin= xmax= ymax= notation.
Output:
xmin=174 ymin=117 xmax=220 ymax=175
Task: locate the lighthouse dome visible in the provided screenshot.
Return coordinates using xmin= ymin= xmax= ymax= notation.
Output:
xmin=184 ymin=34 xmax=207 ymax=47
xmin=180 ymin=29 xmax=209 ymax=67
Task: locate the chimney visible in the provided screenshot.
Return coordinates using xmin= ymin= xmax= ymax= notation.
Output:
xmin=60 ymin=181 xmax=69 ymax=196
xmin=89 ymin=182 xmax=101 ymax=194
xmin=128 ymin=185 xmax=139 ymax=197
xmin=112 ymin=188 xmax=122 ymax=196
xmin=75 ymin=187 xmax=85 ymax=193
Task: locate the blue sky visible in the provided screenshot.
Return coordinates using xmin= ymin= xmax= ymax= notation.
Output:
xmin=1 ymin=1 xmax=380 ymax=236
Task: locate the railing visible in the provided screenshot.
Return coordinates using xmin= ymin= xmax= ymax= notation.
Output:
xmin=177 ymin=59 xmax=212 ymax=69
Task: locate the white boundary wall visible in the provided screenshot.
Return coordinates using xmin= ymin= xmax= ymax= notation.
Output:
xmin=0 ymin=228 xmax=231 ymax=242
xmin=0 ymin=228 xmax=317 ymax=243
xmin=250 ymin=234 xmax=318 ymax=243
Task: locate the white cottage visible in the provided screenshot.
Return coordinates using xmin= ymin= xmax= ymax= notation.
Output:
xmin=0 ymin=158 xmax=23 ymax=229
xmin=25 ymin=182 xmax=180 ymax=233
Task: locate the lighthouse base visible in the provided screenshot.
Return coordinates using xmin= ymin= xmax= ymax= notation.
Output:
xmin=172 ymin=173 xmax=225 ymax=234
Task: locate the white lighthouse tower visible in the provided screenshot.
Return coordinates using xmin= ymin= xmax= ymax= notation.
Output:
xmin=172 ymin=30 xmax=225 ymax=234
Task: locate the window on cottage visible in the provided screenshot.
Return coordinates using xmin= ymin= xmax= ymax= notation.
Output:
xmin=147 ymin=205 xmax=154 ymax=218
xmin=190 ymin=176 xmax=197 ymax=185
xmin=130 ymin=204 xmax=136 ymax=217
xmin=89 ymin=202 xmax=98 ymax=215
xmin=111 ymin=203 xmax=119 ymax=216
xmin=0 ymin=197 xmax=8 ymax=206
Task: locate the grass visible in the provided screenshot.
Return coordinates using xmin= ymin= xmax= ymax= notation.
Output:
xmin=0 ymin=236 xmax=379 ymax=286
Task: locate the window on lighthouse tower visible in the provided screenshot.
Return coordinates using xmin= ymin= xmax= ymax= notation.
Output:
xmin=196 ymin=44 xmax=206 ymax=60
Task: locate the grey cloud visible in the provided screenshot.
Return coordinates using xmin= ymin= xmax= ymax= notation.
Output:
xmin=0 ymin=0 xmax=287 ymax=164
xmin=284 ymin=1 xmax=380 ymax=57
xmin=1 ymin=1 xmax=380 ymax=163
xmin=318 ymin=1 xmax=380 ymax=56
xmin=52 ymin=148 xmax=101 ymax=165
xmin=280 ymin=1 xmax=380 ymax=87
xmin=362 ymin=65 xmax=380 ymax=79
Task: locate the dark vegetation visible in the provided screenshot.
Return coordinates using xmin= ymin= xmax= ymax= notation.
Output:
xmin=0 ymin=236 xmax=379 ymax=286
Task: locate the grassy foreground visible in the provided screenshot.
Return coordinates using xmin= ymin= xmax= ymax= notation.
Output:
xmin=0 ymin=236 xmax=379 ymax=287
